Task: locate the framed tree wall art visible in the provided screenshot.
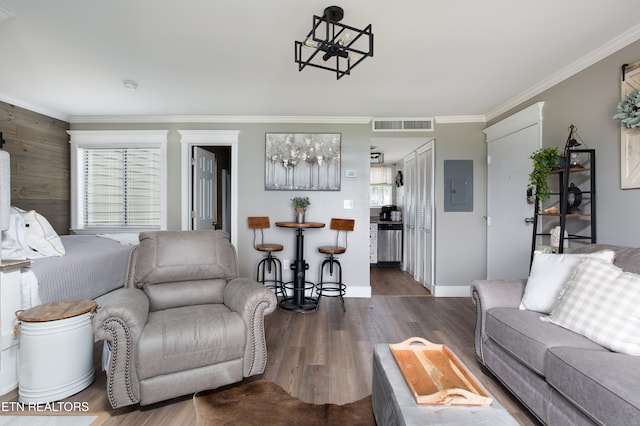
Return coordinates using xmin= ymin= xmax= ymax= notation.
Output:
xmin=265 ymin=133 xmax=341 ymax=191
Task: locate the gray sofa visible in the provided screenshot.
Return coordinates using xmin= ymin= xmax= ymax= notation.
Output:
xmin=92 ymin=230 xmax=277 ymax=407
xmin=472 ymin=244 xmax=640 ymax=425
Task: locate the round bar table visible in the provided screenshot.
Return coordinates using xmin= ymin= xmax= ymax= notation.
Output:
xmin=275 ymin=221 xmax=325 ymax=312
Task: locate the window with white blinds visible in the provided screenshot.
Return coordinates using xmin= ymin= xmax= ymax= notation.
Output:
xmin=68 ymin=130 xmax=168 ymax=233
xmin=80 ymin=148 xmax=161 ymax=228
xmin=370 ymin=166 xmax=393 ymax=206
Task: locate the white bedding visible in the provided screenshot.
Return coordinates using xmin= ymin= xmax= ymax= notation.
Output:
xmin=1 ymin=206 xmax=138 ymax=309
xmin=27 ymin=235 xmax=136 ymax=307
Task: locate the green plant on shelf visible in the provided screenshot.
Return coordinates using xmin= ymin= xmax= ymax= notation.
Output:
xmin=528 ymin=147 xmax=560 ymax=205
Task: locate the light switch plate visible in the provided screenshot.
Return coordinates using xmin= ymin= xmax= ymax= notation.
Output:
xmin=344 ymin=200 xmax=353 ymax=209
xmin=345 ymin=169 xmax=357 ymax=178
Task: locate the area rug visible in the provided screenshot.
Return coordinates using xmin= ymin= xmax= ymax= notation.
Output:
xmin=0 ymin=411 xmax=110 ymax=426
xmin=193 ymin=380 xmax=375 ymax=426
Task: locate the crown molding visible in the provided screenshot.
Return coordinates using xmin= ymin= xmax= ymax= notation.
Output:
xmin=435 ymin=115 xmax=486 ymax=124
xmin=69 ymin=114 xmax=487 ymax=125
xmin=486 ymin=22 xmax=640 ymax=122
xmin=69 ymin=115 xmax=373 ymax=125
xmin=0 ymin=91 xmax=68 ymax=122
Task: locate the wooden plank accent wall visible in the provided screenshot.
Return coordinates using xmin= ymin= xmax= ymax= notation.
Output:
xmin=0 ymin=101 xmax=70 ymax=234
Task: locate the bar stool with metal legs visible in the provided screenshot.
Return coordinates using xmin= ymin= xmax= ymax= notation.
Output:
xmin=316 ymin=218 xmax=355 ymax=312
xmin=248 ymin=216 xmax=284 ymax=299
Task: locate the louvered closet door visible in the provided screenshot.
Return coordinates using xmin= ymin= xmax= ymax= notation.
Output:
xmin=417 ymin=142 xmax=434 ymax=292
xmin=403 ymin=153 xmax=416 ymax=276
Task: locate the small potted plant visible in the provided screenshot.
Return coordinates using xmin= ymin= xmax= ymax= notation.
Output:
xmin=528 ymin=147 xmax=561 ymax=206
xmin=291 ymin=196 xmax=310 ymax=223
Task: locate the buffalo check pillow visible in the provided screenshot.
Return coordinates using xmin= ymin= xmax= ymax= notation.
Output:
xmin=544 ymin=258 xmax=640 ymax=355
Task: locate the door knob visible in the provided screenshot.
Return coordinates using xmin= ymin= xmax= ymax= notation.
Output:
xmin=524 ymin=217 xmax=535 ymax=223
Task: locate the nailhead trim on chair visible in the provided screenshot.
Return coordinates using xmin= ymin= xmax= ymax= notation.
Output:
xmin=125 ymin=246 xmax=138 ymax=288
xmin=471 ymin=289 xmax=484 ymax=364
xmin=246 ymin=297 xmax=275 ymax=376
xmin=101 ymin=317 xmax=138 ymax=407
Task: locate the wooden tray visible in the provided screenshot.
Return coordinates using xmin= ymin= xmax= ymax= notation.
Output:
xmin=389 ymin=337 xmax=493 ymax=406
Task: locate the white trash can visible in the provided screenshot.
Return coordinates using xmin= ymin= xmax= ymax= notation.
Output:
xmin=16 ymin=299 xmax=97 ymax=403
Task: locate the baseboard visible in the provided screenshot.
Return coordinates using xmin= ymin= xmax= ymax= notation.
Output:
xmin=346 ymin=286 xmax=372 ymax=298
xmin=432 ymin=285 xmax=471 ymax=297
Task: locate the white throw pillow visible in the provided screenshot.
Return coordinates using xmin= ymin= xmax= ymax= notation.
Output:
xmin=544 ymin=258 xmax=640 ymax=355
xmin=519 ymin=250 xmax=615 ymax=313
xmin=20 ymin=210 xmax=65 ymax=257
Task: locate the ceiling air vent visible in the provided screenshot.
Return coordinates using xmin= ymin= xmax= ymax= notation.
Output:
xmin=370 ymin=152 xmax=384 ymax=164
xmin=372 ymin=118 xmax=434 ymax=132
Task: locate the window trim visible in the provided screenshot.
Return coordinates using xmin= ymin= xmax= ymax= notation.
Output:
xmin=68 ymin=130 xmax=168 ymax=233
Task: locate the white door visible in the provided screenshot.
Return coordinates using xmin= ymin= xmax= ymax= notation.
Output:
xmin=193 ymin=147 xmax=217 ymax=230
xmin=403 ymin=153 xmax=416 ymax=276
xmin=485 ymin=103 xmax=543 ymax=279
xmin=417 ymin=142 xmax=434 ymax=291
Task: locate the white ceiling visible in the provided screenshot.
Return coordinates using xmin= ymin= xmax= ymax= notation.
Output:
xmin=0 ymin=1 xmax=639 ymax=126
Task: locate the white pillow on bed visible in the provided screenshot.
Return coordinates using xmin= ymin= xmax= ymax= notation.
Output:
xmin=1 ymin=208 xmax=29 ymax=260
xmin=20 ymin=210 xmax=65 ymax=257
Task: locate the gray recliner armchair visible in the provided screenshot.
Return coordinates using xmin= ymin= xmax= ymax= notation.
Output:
xmin=92 ymin=230 xmax=277 ymax=408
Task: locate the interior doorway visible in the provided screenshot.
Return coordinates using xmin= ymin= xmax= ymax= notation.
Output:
xmin=192 ymin=146 xmax=231 ymax=233
xmin=179 ymin=130 xmax=239 ymax=248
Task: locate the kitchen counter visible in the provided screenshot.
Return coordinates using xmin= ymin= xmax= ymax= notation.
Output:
xmin=370 ymin=217 xmax=403 ymax=225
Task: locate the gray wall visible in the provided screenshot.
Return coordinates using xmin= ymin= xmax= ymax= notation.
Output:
xmin=434 ymin=122 xmax=487 ymax=288
xmin=72 ymin=121 xmax=374 ymax=295
xmin=491 ymin=39 xmax=640 ymax=247
xmin=71 ymin=119 xmax=489 ymax=294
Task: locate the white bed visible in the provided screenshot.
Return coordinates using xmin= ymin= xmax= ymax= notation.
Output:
xmin=0 ymin=207 xmax=138 ymax=395
xmin=21 ymin=234 xmax=135 ymax=308
xmin=2 ymin=207 xmax=137 ymax=309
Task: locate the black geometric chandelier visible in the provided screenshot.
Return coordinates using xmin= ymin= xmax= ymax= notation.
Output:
xmin=294 ymin=6 xmax=373 ymax=80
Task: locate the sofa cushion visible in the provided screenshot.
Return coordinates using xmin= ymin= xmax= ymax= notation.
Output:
xmin=545 ymin=258 xmax=640 ymax=355
xmin=546 ymin=347 xmax=640 ymax=426
xmin=575 ymin=244 xmax=640 ymax=274
xmin=136 ymin=304 xmax=246 ymax=380
xmin=486 ymin=308 xmax=605 ymax=375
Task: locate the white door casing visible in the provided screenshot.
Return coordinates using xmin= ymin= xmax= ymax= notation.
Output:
xmin=179 ymin=130 xmax=239 ymax=248
xmin=484 ymin=102 xmax=544 ymax=279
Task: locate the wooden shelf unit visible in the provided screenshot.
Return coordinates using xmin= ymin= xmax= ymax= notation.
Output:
xmin=531 ymin=149 xmax=596 ymax=261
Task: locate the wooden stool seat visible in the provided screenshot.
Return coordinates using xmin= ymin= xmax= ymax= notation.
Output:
xmin=318 ymin=245 xmax=346 ymax=255
xmin=256 ymin=243 xmax=284 ymax=252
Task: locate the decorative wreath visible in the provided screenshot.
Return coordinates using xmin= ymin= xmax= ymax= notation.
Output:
xmin=613 ymin=90 xmax=640 ymax=129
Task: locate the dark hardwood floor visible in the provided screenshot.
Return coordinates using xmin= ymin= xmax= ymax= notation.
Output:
xmin=0 ymin=268 xmax=539 ymax=425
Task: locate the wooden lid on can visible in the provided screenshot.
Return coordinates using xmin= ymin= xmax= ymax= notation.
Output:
xmin=16 ymin=299 xmax=98 ymax=322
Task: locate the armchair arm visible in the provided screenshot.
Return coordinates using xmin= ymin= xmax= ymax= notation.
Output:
xmin=470 ymin=279 xmax=526 ymax=364
xmin=92 ymin=287 xmax=150 ymax=408
xmin=224 ymin=277 xmax=277 ymax=377
xmin=124 ymin=246 xmax=138 ymax=288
